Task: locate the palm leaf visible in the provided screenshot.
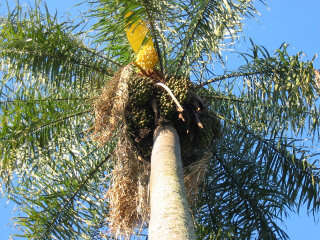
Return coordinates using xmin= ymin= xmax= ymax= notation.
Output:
xmin=10 ymin=131 xmax=112 ymax=239
xmin=0 ymin=1 xmax=319 ymax=239
xmin=0 ymin=2 xmax=117 ymax=173
xmin=89 ymin=0 xmax=260 ymax=78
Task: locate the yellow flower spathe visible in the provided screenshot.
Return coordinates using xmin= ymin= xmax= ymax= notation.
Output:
xmin=125 ymin=12 xmax=158 ymax=72
xmin=135 ymin=44 xmax=159 ymax=72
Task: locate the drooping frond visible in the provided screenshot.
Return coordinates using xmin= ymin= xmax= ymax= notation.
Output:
xmin=191 ymin=41 xmax=320 ymax=238
xmin=8 ymin=125 xmax=112 ymax=239
xmin=0 ymin=95 xmax=92 ymax=171
xmin=199 ymin=41 xmax=320 ymax=139
xmin=0 ymin=3 xmax=117 ymax=96
xmin=193 ymin=121 xmax=320 ymax=239
xmin=0 ymin=2 xmax=118 ymax=174
xmin=1 ymin=1 xmax=320 ymax=239
xmin=240 ymin=42 xmax=320 ymax=136
xmin=0 ymin=2 xmax=133 ymax=239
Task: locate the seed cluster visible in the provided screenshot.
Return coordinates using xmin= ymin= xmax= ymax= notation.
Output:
xmin=125 ymin=73 xmax=193 ymax=136
xmin=122 ymin=71 xmax=220 ymax=166
xmin=125 ymin=73 xmax=154 ymax=158
xmin=158 ymin=77 xmax=192 ymax=118
xmin=128 ymin=74 xmax=154 ymax=105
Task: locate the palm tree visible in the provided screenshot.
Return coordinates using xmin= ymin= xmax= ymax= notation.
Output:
xmin=0 ymin=0 xmax=320 ymax=239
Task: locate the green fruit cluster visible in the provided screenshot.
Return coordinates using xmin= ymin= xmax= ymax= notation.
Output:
xmin=126 ymin=105 xmax=153 ymax=130
xmin=125 ymin=74 xmax=154 ymax=131
xmin=157 ymin=77 xmax=192 ymax=119
xmin=124 ymin=73 xmax=155 ymax=158
xmin=128 ymin=74 xmax=154 ymax=106
xmin=119 ymin=70 xmax=222 ymax=166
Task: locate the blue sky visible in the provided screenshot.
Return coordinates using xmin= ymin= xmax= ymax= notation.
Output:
xmin=1 ymin=0 xmax=320 ymax=239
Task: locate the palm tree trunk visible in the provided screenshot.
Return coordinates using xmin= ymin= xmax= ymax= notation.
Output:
xmin=149 ymin=125 xmax=196 ymax=240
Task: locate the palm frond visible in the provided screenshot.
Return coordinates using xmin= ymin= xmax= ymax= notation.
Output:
xmin=194 ymin=72 xmax=320 ymax=238
xmin=194 ymin=126 xmax=301 ymax=240
xmin=199 ymin=42 xmax=320 ymax=139
xmin=239 ymin=42 xmax=320 ymax=136
xmin=89 ymin=0 xmax=261 ymax=78
xmin=0 ymin=2 xmax=119 ymax=173
xmin=1 ymin=1 xmax=320 ymax=239
xmin=0 ymin=86 xmax=93 ymax=172
xmin=210 ymin=90 xmax=320 ymax=212
xmin=8 ymin=127 xmax=112 ymax=239
xmin=87 ymin=0 xmax=138 ymax=66
xmin=0 ymin=2 xmax=116 ymax=97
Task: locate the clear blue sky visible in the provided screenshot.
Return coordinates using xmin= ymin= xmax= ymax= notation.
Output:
xmin=1 ymin=0 xmax=320 ymax=239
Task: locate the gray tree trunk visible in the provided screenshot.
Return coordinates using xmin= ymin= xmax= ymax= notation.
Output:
xmin=149 ymin=125 xmax=196 ymax=240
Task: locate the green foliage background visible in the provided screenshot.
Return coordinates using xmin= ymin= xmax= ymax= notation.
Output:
xmin=0 ymin=0 xmax=319 ymax=239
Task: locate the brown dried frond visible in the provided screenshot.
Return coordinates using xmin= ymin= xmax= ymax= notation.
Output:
xmin=184 ymin=151 xmax=212 ymax=205
xmin=106 ymin=129 xmax=150 ymax=239
xmin=91 ymin=64 xmax=151 ymax=238
xmin=91 ymin=66 xmax=132 ymax=145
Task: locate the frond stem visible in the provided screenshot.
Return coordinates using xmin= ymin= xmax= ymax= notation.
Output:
xmin=205 ymin=95 xmax=247 ymax=103
xmin=31 ymin=110 xmax=92 ymax=134
xmin=1 ymin=110 xmax=92 ymax=142
xmin=174 ymin=0 xmax=210 ymax=78
xmin=1 ymin=49 xmax=114 ymax=76
xmin=41 ymin=155 xmax=111 ymax=239
xmin=0 ymin=97 xmax=94 ymax=105
xmin=79 ymin=45 xmax=122 ymax=68
xmin=197 ymin=71 xmax=264 ymax=88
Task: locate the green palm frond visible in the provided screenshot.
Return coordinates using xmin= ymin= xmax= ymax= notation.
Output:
xmin=240 ymin=42 xmax=319 ymax=136
xmin=200 ymin=41 xmax=319 ymax=137
xmin=194 ymin=125 xmax=315 ymax=240
xmin=0 ymin=74 xmax=93 ymax=167
xmin=0 ymin=2 xmax=117 ymax=174
xmin=192 ymin=40 xmax=320 ymax=238
xmin=0 ymin=4 xmax=118 ymax=238
xmin=88 ymin=0 xmax=137 ymax=66
xmin=0 ymin=1 xmax=320 ymax=239
xmin=89 ymin=0 xmax=260 ymax=77
xmin=0 ymin=2 xmax=116 ymax=95
xmin=10 ymin=130 xmax=112 ymax=239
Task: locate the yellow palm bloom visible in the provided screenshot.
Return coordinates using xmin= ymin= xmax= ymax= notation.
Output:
xmin=125 ymin=12 xmax=159 ymax=72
